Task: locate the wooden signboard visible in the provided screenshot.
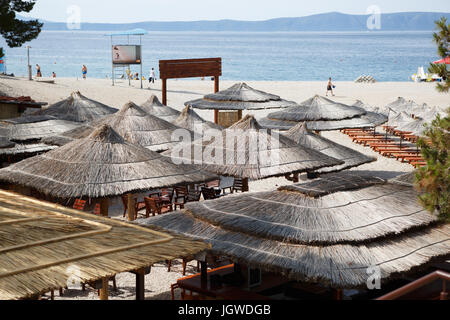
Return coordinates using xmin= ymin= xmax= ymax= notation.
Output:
xmin=159 ymin=58 xmax=222 ymax=105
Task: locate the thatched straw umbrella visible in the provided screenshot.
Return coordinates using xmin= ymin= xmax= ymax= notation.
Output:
xmin=0 ymin=118 xmax=80 ymax=143
xmin=31 ymin=91 xmax=117 ymax=122
xmin=0 ymin=124 xmax=217 ymax=203
xmin=186 ymin=83 xmax=298 ymax=111
xmin=387 ymin=111 xmax=414 ymax=127
xmin=0 ymin=143 xmax=57 ymax=163
xmin=267 ymin=95 xmax=366 ymax=122
xmin=140 ymin=171 xmax=449 ymax=289
xmin=284 ymin=123 xmax=376 ymax=173
xmin=140 ymin=95 xmax=181 ymax=122
xmin=173 ymin=106 xmax=222 ymax=133
xmin=385 ymin=97 xmax=408 ymax=111
xmin=390 ymin=172 xmax=416 ymax=187
xmin=260 ymin=111 xmax=388 ymax=131
xmin=42 ymin=102 xmax=192 ymax=153
xmin=164 ymin=115 xmax=343 ymax=183
xmin=396 ymin=118 xmax=428 ymax=136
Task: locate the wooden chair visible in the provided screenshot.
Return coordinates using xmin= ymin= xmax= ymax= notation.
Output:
xmin=73 ymin=199 xmax=87 ymax=211
xmin=232 ymin=178 xmax=244 ymax=193
xmin=121 ymin=195 xmax=146 ymax=218
xmin=202 ymin=187 xmax=220 ymax=200
xmin=160 ymin=188 xmax=174 ymax=205
xmin=144 ymin=197 xmax=173 ymax=217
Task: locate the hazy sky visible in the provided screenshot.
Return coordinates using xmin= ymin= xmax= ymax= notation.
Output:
xmin=21 ymin=0 xmax=450 ymax=23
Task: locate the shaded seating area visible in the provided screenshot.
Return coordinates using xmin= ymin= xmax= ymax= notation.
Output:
xmin=140 ymin=171 xmax=449 ymax=300
xmin=0 ymin=189 xmax=209 ymax=300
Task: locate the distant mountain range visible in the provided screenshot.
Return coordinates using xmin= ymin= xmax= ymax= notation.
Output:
xmin=20 ymin=12 xmax=450 ymax=32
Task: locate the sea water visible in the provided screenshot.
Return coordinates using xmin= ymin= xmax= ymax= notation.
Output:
xmin=0 ymin=30 xmax=438 ymax=82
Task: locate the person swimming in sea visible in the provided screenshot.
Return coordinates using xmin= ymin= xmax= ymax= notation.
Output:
xmin=82 ymin=65 xmax=87 ymax=79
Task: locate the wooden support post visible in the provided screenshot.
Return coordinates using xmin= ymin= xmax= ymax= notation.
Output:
xmin=242 ymin=178 xmax=249 ymax=192
xmin=99 ymin=277 xmax=109 ymax=300
xmin=214 ymin=76 xmax=219 ymax=93
xmin=128 ymin=194 xmax=136 ymax=221
xmin=136 ymin=269 xmax=145 ymax=301
xmin=162 ymin=78 xmax=167 ymax=106
xmin=334 ymin=289 xmax=343 ymax=301
xmin=292 ymin=173 xmax=299 ymax=183
xmin=237 ymin=110 xmax=243 ymax=121
xmin=200 ymin=261 xmax=208 ymax=289
xmin=100 ymin=198 xmax=109 ymax=217
xmin=214 ymin=110 xmax=219 ymax=125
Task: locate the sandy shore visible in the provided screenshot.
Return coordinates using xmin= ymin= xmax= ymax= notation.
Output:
xmin=1 ymin=76 xmax=447 ymax=300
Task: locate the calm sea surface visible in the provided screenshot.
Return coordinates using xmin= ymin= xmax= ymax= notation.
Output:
xmin=0 ymin=31 xmax=439 ymax=81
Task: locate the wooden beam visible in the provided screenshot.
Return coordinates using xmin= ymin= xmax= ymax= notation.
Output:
xmin=214 ymin=75 xmax=219 ymax=93
xmin=214 ymin=110 xmax=219 ymax=125
xmin=200 ymin=261 xmax=208 ymax=289
xmin=162 ymin=78 xmax=167 ymax=106
xmin=136 ymin=269 xmax=146 ymax=301
xmin=100 ymin=198 xmax=109 ymax=217
xmin=99 ymin=277 xmax=109 ymax=300
xmin=127 ymin=194 xmax=136 ymax=221
xmin=242 ymin=178 xmax=249 ymax=192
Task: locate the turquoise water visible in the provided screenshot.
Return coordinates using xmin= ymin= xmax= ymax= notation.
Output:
xmin=0 ymin=31 xmax=439 ymax=81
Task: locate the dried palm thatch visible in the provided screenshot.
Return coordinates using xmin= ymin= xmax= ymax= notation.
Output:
xmin=353 ymin=100 xmax=389 ymax=117
xmin=103 ymin=102 xmax=192 ymax=152
xmin=42 ymin=102 xmax=191 ymax=152
xmin=385 ymin=97 xmax=408 ymax=110
xmin=0 ymin=143 xmax=57 ymax=158
xmin=259 ymin=112 xmax=388 ymax=131
xmin=0 ymin=119 xmax=81 ymax=143
xmin=40 ymin=124 xmax=94 ymax=147
xmin=31 ymin=91 xmax=117 ymax=122
xmin=173 ymin=106 xmax=223 ymax=133
xmin=0 ymin=138 xmax=15 ymax=149
xmin=140 ymin=172 xmax=449 ymax=288
xmin=390 ymin=172 xmax=416 ymax=187
xmin=283 ymin=123 xmax=376 ymax=173
xmin=164 ymin=115 xmax=342 ymax=180
xmin=387 ymin=111 xmax=414 ymax=127
xmin=185 ymin=83 xmax=298 ymax=111
xmin=396 ymin=118 xmax=427 ymax=136
xmin=2 ymin=115 xmax=56 ymax=125
xmin=0 ymin=189 xmax=209 ymax=300
xmin=0 ymin=125 xmax=217 ymax=199
xmin=268 ymin=95 xmax=367 ymax=122
xmin=140 ymin=95 xmax=181 ymax=122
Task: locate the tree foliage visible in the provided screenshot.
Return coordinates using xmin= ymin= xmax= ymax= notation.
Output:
xmin=428 ymin=17 xmax=450 ymax=93
xmin=415 ymin=109 xmax=450 ymax=221
xmin=0 ymin=0 xmax=42 ymax=48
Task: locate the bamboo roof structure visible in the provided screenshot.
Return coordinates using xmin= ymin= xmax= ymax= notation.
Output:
xmin=140 ymin=172 xmax=449 ymax=288
xmin=0 ymin=189 xmax=209 ymax=300
xmin=140 ymin=95 xmax=181 ymax=122
xmin=185 ymin=83 xmax=298 ymax=111
xmin=164 ymin=115 xmax=343 ymax=180
xmin=31 ymin=91 xmax=117 ymax=123
xmin=260 ymin=112 xmax=388 ymax=131
xmin=283 ymin=123 xmax=376 ymax=173
xmin=172 ymin=106 xmax=223 ymax=133
xmin=267 ymin=95 xmax=367 ymax=122
xmin=0 ymin=125 xmax=217 ymax=199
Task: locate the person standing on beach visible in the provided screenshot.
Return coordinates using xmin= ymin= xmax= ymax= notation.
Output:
xmin=326 ymin=77 xmax=335 ymax=96
xmin=36 ymin=64 xmax=42 ymax=77
xmin=82 ymin=65 xmax=87 ymax=79
xmin=149 ymin=68 xmax=156 ymax=84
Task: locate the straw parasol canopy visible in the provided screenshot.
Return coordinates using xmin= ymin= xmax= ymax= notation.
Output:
xmin=390 ymin=172 xmax=416 ymax=187
xmin=185 ymin=83 xmax=298 ymax=111
xmin=0 ymin=119 xmax=80 ymax=143
xmin=396 ymin=118 xmax=428 ymax=136
xmin=173 ymin=106 xmax=223 ymax=133
xmin=140 ymin=95 xmax=181 ymax=122
xmin=42 ymin=102 xmax=192 ymax=152
xmin=140 ymin=171 xmax=449 ymax=288
xmin=385 ymin=97 xmax=408 ymax=111
xmin=0 ymin=143 xmax=57 ymax=159
xmin=31 ymin=91 xmax=117 ymax=122
xmin=0 ymin=124 xmax=217 ymax=199
xmin=164 ymin=115 xmax=343 ymax=180
xmin=0 ymin=189 xmax=209 ymax=300
xmin=267 ymin=95 xmax=367 ymax=122
xmin=259 ymin=111 xmax=388 ymax=131
xmin=387 ymin=111 xmax=414 ymax=127
xmin=283 ymin=123 xmax=376 ymax=173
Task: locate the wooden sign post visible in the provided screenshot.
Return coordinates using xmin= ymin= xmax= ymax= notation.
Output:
xmin=159 ymin=58 xmax=222 ymax=106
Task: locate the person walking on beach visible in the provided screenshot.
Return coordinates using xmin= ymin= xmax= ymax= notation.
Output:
xmin=326 ymin=77 xmax=335 ymax=96
xmin=36 ymin=64 xmax=42 ymax=78
xmin=82 ymin=65 xmax=87 ymax=79
xmin=149 ymin=68 xmax=156 ymax=84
